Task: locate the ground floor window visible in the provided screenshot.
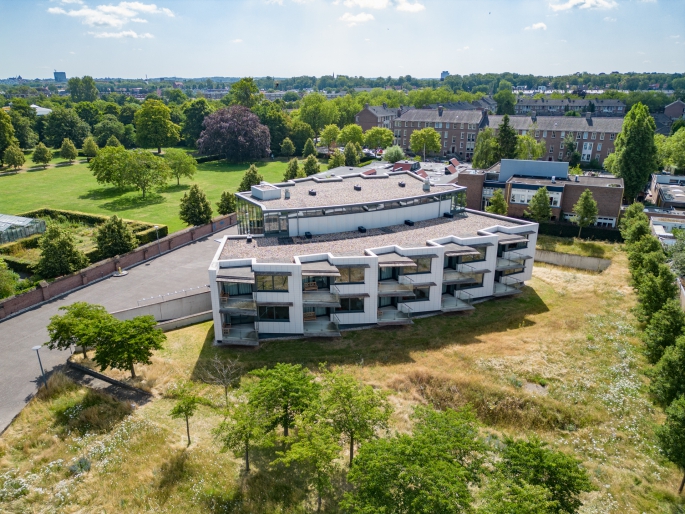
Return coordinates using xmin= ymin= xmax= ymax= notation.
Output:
xmin=401 ymin=286 xmax=430 ymax=303
xmin=339 ymin=297 xmax=365 ymax=312
xmin=223 ymin=313 xmax=255 ymax=325
xmin=258 ymin=306 xmax=290 ymax=321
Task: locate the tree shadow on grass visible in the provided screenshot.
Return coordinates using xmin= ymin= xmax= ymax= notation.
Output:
xmin=79 ymin=186 xmax=137 ymax=201
xmin=201 ymin=443 xmax=313 ymax=514
xmin=190 ymin=286 xmax=550 ymax=379
xmin=51 ymin=388 xmax=133 ymax=436
xmin=162 ymin=183 xmax=190 ymax=194
xmin=198 ymin=160 xmax=276 ymax=175
xmin=100 ymin=193 xmax=166 ymax=211
xmin=155 ymin=449 xmax=189 ymax=505
xmin=574 ymin=241 xmax=607 ymax=258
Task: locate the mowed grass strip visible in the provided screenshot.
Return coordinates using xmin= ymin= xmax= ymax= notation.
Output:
xmin=0 ymin=156 xmax=292 ymax=233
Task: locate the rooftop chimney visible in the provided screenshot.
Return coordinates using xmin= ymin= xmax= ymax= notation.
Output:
xmin=575 ymin=175 xmax=579 ymax=182
xmin=585 ymin=111 xmax=592 ymax=119
xmin=397 ymin=107 xmax=402 ymax=117
xmin=531 ymin=110 xmax=537 ymax=121
xmin=364 ymin=103 xmax=369 ymax=109
xmin=438 ymin=106 xmax=444 ymax=117
xmin=382 ymin=102 xmax=387 ymax=109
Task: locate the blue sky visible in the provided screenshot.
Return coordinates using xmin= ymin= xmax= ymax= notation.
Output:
xmin=1 ymin=0 xmax=683 ymax=80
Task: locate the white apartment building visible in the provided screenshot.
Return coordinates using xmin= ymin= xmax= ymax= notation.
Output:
xmin=208 ymin=169 xmax=538 ymax=345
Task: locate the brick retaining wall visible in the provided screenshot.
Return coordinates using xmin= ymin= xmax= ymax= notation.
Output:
xmin=0 ymin=213 xmax=236 ymax=321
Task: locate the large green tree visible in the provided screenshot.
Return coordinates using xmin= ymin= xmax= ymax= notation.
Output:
xmin=364 ymin=127 xmax=394 ymax=150
xmin=179 ymin=184 xmax=213 ymax=226
xmin=9 ymin=111 xmax=38 ymax=150
xmin=608 ymin=102 xmax=658 ymax=200
xmin=524 ymin=187 xmax=552 ymax=223
xmin=92 ymin=315 xmax=166 ymax=379
xmin=494 ymin=80 xmax=516 ymax=115
xmin=3 ymin=144 xmax=24 ymax=169
xmin=252 ymin=101 xmax=291 ymax=150
xmin=486 ymin=189 xmax=508 ymax=216
xmin=319 ymin=367 xmax=392 ymax=466
xmin=302 ymin=138 xmax=317 ymax=158
xmin=473 ymin=127 xmax=499 ymax=169
xmin=497 ymin=114 xmax=518 ymax=160
xmin=75 ymin=102 xmax=101 ymax=129
xmin=35 ymin=222 xmax=89 ymax=278
xmin=290 ymin=120 xmax=315 ymax=155
xmin=656 ymin=396 xmax=685 ymax=494
xmin=44 ymin=302 xmax=114 ymax=357
xmin=280 ymin=137 xmax=295 ymax=157
xmin=643 ymin=299 xmax=685 ymax=364
xmin=410 ymin=127 xmax=441 ymax=161
xmin=339 ymin=124 xmax=363 ymax=147
xmin=635 ymin=264 xmax=678 ymax=323
xmin=319 ymin=124 xmax=341 ymax=152
xmin=93 ymin=114 xmax=126 ymax=148
xmin=299 ymin=93 xmax=339 ymax=137
xmin=127 ymin=149 xmax=172 ymax=198
xmin=651 ymin=336 xmax=685 ymax=407
xmin=95 ymin=215 xmax=138 ymax=259
xmin=0 ymin=109 xmax=15 ymax=166
xmin=516 ymin=134 xmax=546 ymax=160
xmin=164 ymin=148 xmax=197 ymax=185
xmin=82 ymin=136 xmax=99 ymax=162
xmin=328 ymin=149 xmax=345 ymax=169
xmin=181 ymin=98 xmax=213 ymax=146
xmin=571 ymin=189 xmax=599 ymax=237
xmin=60 ymin=138 xmax=78 ymax=163
xmin=344 ymin=142 xmax=360 ymax=167
xmin=32 ymin=142 xmax=53 ymax=169
xmin=43 ymin=108 xmax=91 ymax=148
xmin=283 ymin=158 xmax=301 ymax=180
xmin=134 ymin=99 xmax=180 ymax=154
xmin=248 ymin=363 xmax=319 ymax=437
xmin=230 ymin=77 xmax=261 ymax=108
xmin=68 ymin=76 xmax=99 ymax=102
xmin=89 ymin=145 xmax=130 ymax=188
xmin=215 ymin=395 xmax=265 ymax=473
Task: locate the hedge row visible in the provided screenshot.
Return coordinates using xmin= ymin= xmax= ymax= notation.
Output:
xmin=537 ymin=221 xmax=624 ymax=242
xmin=0 ymin=234 xmax=42 ymax=256
xmin=1 ymin=255 xmax=34 ymax=274
xmin=193 ymin=154 xmax=223 ymax=164
xmin=18 ymin=208 xmax=168 ymax=244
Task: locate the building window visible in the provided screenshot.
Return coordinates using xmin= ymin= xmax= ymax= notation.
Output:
xmin=256 ymin=275 xmax=288 ymax=292
xmin=543 ymin=131 xmax=547 ymax=137
xmin=597 ymin=143 xmax=602 ymax=151
xmin=402 ymin=286 xmax=430 ymax=303
xmin=436 ymin=122 xmax=442 ymax=128
xmin=600 ymin=132 xmax=605 ymax=140
xmin=502 ymin=268 xmax=524 ymax=276
xmin=558 ymin=152 xmax=563 ymax=159
xmin=405 ymin=122 xmax=408 ymax=127
xmin=535 ymin=130 xmax=540 ymax=138
xmin=339 ymin=297 xmax=365 ymax=312
xmin=591 ymin=132 xmax=596 ymax=140
xmin=402 ymin=257 xmax=432 ymax=275
xmin=560 ymin=131 xmax=565 ymax=138
xmin=460 ymin=142 xmax=464 ymax=149
xmin=355 ymin=116 xmax=359 ymax=122
xmin=577 ymin=132 xmax=582 ymax=140
xmin=452 ymin=136 xmax=456 ymax=143
xmin=610 ymin=133 xmax=615 ymax=140
xmin=461 ymin=132 xmax=464 ymax=139
xmin=258 ymin=305 xmax=290 ymax=321
xmin=446 ymin=123 xmax=450 ymax=129
xmin=444 ymin=132 xmax=449 ymax=139
xmin=459 ymin=247 xmax=487 ymax=263
xmin=559 ymin=143 xmax=564 ymax=150
xmin=460 ymin=123 xmax=464 ymax=129
xmin=549 ymin=146 xmax=554 ymax=154
xmin=336 ymin=267 xmax=365 ymax=284
xmin=403 ymin=130 xmax=406 ymax=136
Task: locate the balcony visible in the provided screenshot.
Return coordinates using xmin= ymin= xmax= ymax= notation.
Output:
xmin=303 ymin=315 xmax=341 ymax=338
xmin=378 ymin=280 xmax=415 ymax=297
xmin=302 ymin=290 xmax=341 ymax=308
xmin=496 ymin=252 xmax=530 ymax=271
xmin=377 ymin=306 xmax=413 ymax=325
xmin=441 ymin=294 xmax=475 ymax=312
xmin=221 ymin=324 xmax=259 ymax=346
xmin=493 ymin=279 xmax=523 ymax=297
xmin=220 ymin=295 xmax=257 ymax=315
xmin=442 ymin=269 xmax=478 ymax=285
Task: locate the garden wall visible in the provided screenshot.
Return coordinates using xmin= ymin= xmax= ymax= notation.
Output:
xmin=534 ymin=250 xmax=612 ymax=272
xmin=110 ymin=291 xmax=211 ymax=322
xmin=0 ymin=213 xmax=236 ymax=321
xmin=537 ymin=222 xmax=624 ymax=242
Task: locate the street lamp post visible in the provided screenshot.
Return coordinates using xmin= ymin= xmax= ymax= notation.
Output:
xmin=32 ymin=345 xmax=46 ymax=388
xmin=154 ymin=225 xmax=161 ymax=256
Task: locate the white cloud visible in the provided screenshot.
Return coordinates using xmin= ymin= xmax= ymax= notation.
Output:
xmin=88 ymin=30 xmax=154 ymax=38
xmin=339 ymin=12 xmax=374 ymax=26
xmin=549 ymin=0 xmax=617 ymax=12
xmin=69 ymin=51 xmax=76 ymax=54
xmin=559 ymin=38 xmax=567 ymax=42
xmin=671 ymin=35 xmax=680 ymax=38
xmin=60 ymin=0 xmax=84 ymax=4
xmin=343 ymin=0 xmax=389 ymax=8
xmin=231 ymin=38 xmax=243 ymax=43
xmin=603 ymin=16 xmax=616 ymax=21
xmin=396 ymin=0 xmax=425 ymax=12
xmin=48 ymin=1 xmax=173 ymax=32
xmin=524 ymin=22 xmax=547 ymax=30
xmin=266 ymin=0 xmax=284 ymax=4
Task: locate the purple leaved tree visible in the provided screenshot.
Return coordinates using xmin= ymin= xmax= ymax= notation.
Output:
xmin=197 ymin=106 xmax=271 ymax=163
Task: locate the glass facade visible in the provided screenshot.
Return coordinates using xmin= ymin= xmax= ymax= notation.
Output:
xmin=236 ymin=189 xmax=467 ymax=236
xmin=258 ymin=306 xmax=290 ymax=321
xmin=402 ymin=257 xmax=432 ymax=275
xmin=256 ymin=275 xmax=289 ymax=291
xmin=339 ymin=297 xmax=365 ymax=312
xmin=336 ymin=267 xmax=365 ymax=284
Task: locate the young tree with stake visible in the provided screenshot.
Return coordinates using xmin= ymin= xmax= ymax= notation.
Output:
xmin=524 ymin=187 xmax=552 ymax=223
xmin=60 ymin=138 xmax=78 ymax=163
xmin=164 ymin=148 xmax=197 ymax=185
xmin=571 ymin=189 xmax=598 ymax=237
xmin=215 ymin=395 xmax=264 ymax=473
xmin=170 ymin=392 xmax=200 ymax=447
xmin=409 ymin=127 xmax=441 ymax=161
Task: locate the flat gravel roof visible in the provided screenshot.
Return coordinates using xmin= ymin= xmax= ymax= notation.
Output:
xmin=220 ymin=211 xmax=525 ymax=263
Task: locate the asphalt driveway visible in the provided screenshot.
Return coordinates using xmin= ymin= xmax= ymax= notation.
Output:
xmin=0 ymin=226 xmax=236 ymax=433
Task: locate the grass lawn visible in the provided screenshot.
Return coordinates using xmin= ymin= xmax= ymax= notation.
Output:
xmin=536 ymin=234 xmax=621 ymax=259
xmin=2 ymin=254 xmax=684 ymax=513
xmin=0 ymin=155 xmax=296 ymax=233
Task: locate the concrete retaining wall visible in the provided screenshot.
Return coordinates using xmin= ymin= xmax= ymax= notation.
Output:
xmin=535 ymin=249 xmax=611 ymax=272
xmin=156 ymin=311 xmax=213 ymax=332
xmin=111 ymin=291 xmax=211 ymax=322
xmin=0 ymin=213 xmax=236 ymax=321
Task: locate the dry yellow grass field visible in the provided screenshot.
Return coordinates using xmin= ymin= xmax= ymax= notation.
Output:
xmin=1 ymin=251 xmax=683 ymax=513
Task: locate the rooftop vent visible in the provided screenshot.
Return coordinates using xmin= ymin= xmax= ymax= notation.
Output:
xmin=305 ymin=232 xmax=312 ymax=239
xmin=284 ymin=189 xmax=291 ymax=199
xmin=551 ymin=176 xmax=556 ymax=184
xmin=443 ymin=212 xmax=454 ymax=219
xmin=398 ymin=181 xmax=406 ymax=188
xmin=354 ymin=184 xmax=362 ymax=191
xmin=246 ymin=235 xmax=252 ymax=243
xmin=404 ymin=220 xmax=414 ymax=226
xmin=574 ymin=175 xmax=579 ymax=182
xmin=309 ymin=189 xmax=317 ymax=196
xmin=423 ymin=178 xmax=431 ymax=192
xmin=358 ymin=226 xmax=367 ymax=233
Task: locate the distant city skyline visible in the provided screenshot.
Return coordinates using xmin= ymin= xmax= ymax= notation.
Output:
xmin=0 ymin=0 xmax=682 ymax=80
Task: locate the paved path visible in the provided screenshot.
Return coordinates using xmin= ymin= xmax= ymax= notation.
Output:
xmin=0 ymin=226 xmax=236 ymax=433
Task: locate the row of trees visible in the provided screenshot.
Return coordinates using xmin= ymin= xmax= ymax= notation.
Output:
xmin=619 ymin=205 xmax=685 ymax=493
xmin=193 ymin=361 xmax=592 ymax=513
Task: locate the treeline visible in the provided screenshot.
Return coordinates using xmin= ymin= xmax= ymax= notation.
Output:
xmin=621 ymin=205 xmax=685 ymax=493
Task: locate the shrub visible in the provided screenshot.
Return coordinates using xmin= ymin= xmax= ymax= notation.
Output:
xmin=179 ymin=184 xmax=213 ymax=226
xmin=60 ymin=138 xmax=78 ymax=162
xmin=35 ymin=222 xmax=89 ymax=278
xmin=216 ymin=191 xmax=237 ymax=215
xmin=95 ymin=215 xmax=138 ymax=259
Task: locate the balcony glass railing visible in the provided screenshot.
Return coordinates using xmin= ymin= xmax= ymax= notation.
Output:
xmin=378 ymin=280 xmax=415 ymax=296
xmin=220 ymin=295 xmax=257 ymax=313
xmin=221 ymin=324 xmax=259 ymax=343
xmin=377 ymin=307 xmax=412 ymax=323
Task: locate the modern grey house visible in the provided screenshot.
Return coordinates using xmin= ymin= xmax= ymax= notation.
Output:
xmin=208 ymin=169 xmax=538 ymax=345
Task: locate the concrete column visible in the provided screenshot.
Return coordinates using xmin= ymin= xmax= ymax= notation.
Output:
xmin=80 ymin=273 xmax=88 ymax=286
xmin=39 ymin=280 xmax=50 ymax=301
